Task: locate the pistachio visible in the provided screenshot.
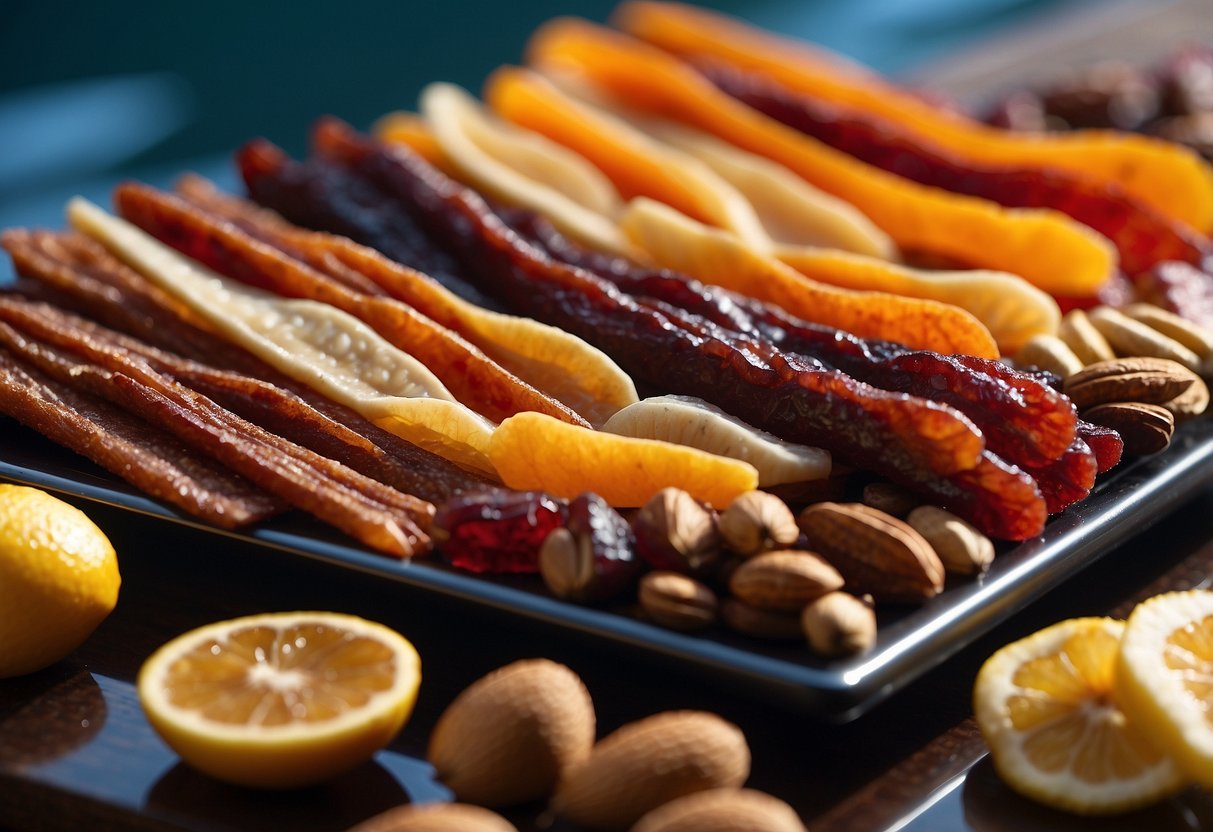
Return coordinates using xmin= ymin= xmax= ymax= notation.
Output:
xmin=801 ymin=592 xmax=877 ymax=658
xmin=639 ymin=571 xmax=718 ymax=631
xmin=718 ymin=491 xmax=800 ymax=556
xmin=632 ymin=487 xmax=721 ymax=575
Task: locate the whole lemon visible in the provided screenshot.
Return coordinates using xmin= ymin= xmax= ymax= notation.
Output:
xmin=0 ymin=484 xmax=120 ymax=678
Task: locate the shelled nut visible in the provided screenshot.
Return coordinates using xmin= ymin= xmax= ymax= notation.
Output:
xmin=906 ymin=506 xmax=995 ymax=576
xmin=1122 ymin=303 xmax=1213 ymax=362
xmin=1058 ymin=309 xmax=1116 ymax=365
xmin=1087 ymin=306 xmax=1203 ymax=371
xmin=632 ymin=487 xmax=721 ymax=575
xmin=1082 ymin=402 xmax=1175 ymax=456
xmin=1014 ymin=333 xmax=1085 ymax=379
xmin=1062 ymin=357 xmax=1195 ymax=410
xmin=728 ymin=551 xmax=843 ymax=612
xmin=718 ymin=491 xmax=800 ymax=557
xmin=720 ymin=598 xmax=804 ymax=641
xmin=801 ymin=592 xmax=877 ymax=658
xmin=639 ymin=572 xmax=718 ymax=631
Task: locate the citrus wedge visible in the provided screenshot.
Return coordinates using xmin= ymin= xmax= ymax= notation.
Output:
xmin=620 ymin=197 xmax=1000 ymax=358
xmin=485 ymin=66 xmax=771 ymax=250
xmin=525 ymin=19 xmax=1119 ymax=295
xmin=489 ymin=410 xmax=758 ymax=508
xmin=601 ymin=395 xmax=829 ymax=486
xmin=137 ymin=611 xmax=421 ymax=789
xmin=68 ymin=198 xmax=497 ymax=474
xmin=973 ymin=617 xmax=1185 ymax=815
xmin=615 ymin=0 xmax=1213 ymax=234
xmin=418 ymin=82 xmax=634 ymax=258
xmin=1116 ymin=590 xmax=1213 ymax=788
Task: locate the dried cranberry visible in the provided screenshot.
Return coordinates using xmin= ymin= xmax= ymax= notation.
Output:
xmin=433 ymin=488 xmax=567 ymax=574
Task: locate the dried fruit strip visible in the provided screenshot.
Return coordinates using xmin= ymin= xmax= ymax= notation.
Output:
xmin=114 ymin=182 xmax=588 ymax=429
xmin=615 ymin=0 xmax=1213 ymax=234
xmin=3 ymin=229 xmax=497 ymax=503
xmin=523 ymin=20 xmax=1118 ymax=295
xmin=0 ymin=298 xmax=433 ymax=557
xmin=704 ymin=62 xmax=1210 ymax=280
xmin=0 ymin=347 xmax=284 ymax=529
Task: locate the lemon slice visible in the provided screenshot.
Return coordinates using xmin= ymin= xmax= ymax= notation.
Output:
xmin=601 ymin=395 xmax=829 ymax=486
xmin=973 ymin=617 xmax=1185 ymax=815
xmin=0 ymin=484 xmax=120 ymax=678
xmin=489 ymin=410 xmax=758 ymax=508
xmin=1116 ymin=590 xmax=1213 ymax=788
xmin=138 ymin=611 xmax=421 ymax=789
xmin=68 ymin=198 xmax=496 ymax=474
xmin=417 ymin=82 xmax=633 ymax=257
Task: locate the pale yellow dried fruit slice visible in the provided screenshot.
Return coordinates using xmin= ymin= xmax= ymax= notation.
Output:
xmin=973 ymin=617 xmax=1185 ymax=815
xmin=619 ymin=197 xmax=1000 ymax=358
xmin=489 ymin=411 xmax=759 ymax=508
xmin=628 ymin=119 xmax=896 ymax=260
xmin=68 ymin=198 xmax=496 ymax=474
xmin=601 ymin=395 xmax=829 ymax=486
xmin=484 ymin=66 xmax=772 ymax=250
xmin=416 ymin=82 xmax=632 ymax=258
xmin=1116 ymin=590 xmax=1213 ymax=788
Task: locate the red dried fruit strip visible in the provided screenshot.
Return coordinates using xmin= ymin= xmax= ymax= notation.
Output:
xmin=113 ymin=181 xmax=590 ymax=429
xmin=0 ymin=347 xmax=284 ymax=529
xmin=2 ymin=228 xmax=493 ymax=503
xmin=431 ymin=488 xmax=568 ymax=574
xmin=1077 ymin=420 xmax=1124 ymax=474
xmin=1020 ymin=437 xmax=1099 ymax=514
xmin=1135 ymin=260 xmax=1213 ymax=331
xmin=0 ymin=297 xmax=432 ymax=558
xmin=240 ymin=120 xmax=1052 ymax=538
xmin=936 ymin=453 xmax=1047 ymax=541
xmin=506 ymin=210 xmax=1076 ymax=469
xmin=702 ymin=61 xmax=1211 ymax=279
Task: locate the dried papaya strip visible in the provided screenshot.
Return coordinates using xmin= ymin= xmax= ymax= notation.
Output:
xmin=171 ymin=175 xmax=639 ymax=428
xmin=615 ymin=0 xmax=1213 ymax=235
xmin=0 ymin=346 xmax=284 ymax=529
xmin=523 ymin=19 xmax=1118 ymax=295
xmin=705 ymin=62 xmax=1212 ymax=279
xmin=114 ymin=181 xmax=587 ymax=429
xmin=0 ymin=300 xmax=432 ymax=557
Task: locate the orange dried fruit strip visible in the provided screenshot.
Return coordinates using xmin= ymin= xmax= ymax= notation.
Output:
xmin=172 ymin=174 xmax=638 ymax=428
xmin=524 ymin=19 xmax=1118 ymax=296
xmin=615 ymin=0 xmax=1213 ymax=236
xmin=114 ymin=181 xmax=588 ymax=430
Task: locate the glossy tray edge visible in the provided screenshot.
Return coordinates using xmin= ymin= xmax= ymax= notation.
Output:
xmin=2 ymin=418 xmax=1211 ymax=721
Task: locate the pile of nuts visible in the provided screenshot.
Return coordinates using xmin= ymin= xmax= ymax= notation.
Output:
xmin=1015 ymin=304 xmax=1212 ymax=454
xmin=537 ymin=486 xmax=995 ymax=659
xmin=348 ymin=659 xmax=806 ymax=832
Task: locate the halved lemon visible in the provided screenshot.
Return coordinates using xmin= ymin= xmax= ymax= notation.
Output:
xmin=973 ymin=617 xmax=1185 ymax=815
xmin=137 ymin=611 xmax=421 ymax=789
xmin=1116 ymin=590 xmax=1213 ymax=788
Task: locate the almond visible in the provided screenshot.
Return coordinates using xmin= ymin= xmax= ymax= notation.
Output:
xmin=1082 ymin=402 xmax=1175 ymax=456
xmin=552 ymin=711 xmax=750 ymax=831
xmin=631 ymin=788 xmax=807 ymax=832
xmin=346 ymin=803 xmax=518 ymax=832
xmin=639 ymin=571 xmax=718 ymax=631
xmin=801 ymin=592 xmax=877 ymax=658
xmin=720 ymin=598 xmax=804 ymax=641
xmin=796 ymin=502 xmax=944 ymax=604
xmin=728 ymin=550 xmax=844 ymax=612
xmin=1062 ymin=357 xmax=1195 ymax=410
xmin=906 ymin=505 xmax=995 ymax=576
xmin=718 ymin=491 xmax=799 ymax=556
xmin=427 ymin=659 xmax=595 ymax=807
xmin=1161 ymin=372 xmax=1210 ymax=420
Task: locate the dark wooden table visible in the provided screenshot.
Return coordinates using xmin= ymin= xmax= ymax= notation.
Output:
xmin=4 ymin=1 xmax=1213 ymax=829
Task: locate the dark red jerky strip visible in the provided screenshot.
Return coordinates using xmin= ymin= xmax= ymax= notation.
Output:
xmin=0 ymin=349 xmax=283 ymax=528
xmin=3 ymin=229 xmax=495 ymax=501
xmin=0 ymin=301 xmax=433 ymax=557
xmin=1077 ymin=420 xmax=1124 ymax=474
xmin=1021 ymin=438 xmax=1098 ymax=514
xmin=241 ymin=121 xmax=1054 ymax=537
xmin=504 ymin=210 xmax=1077 ymax=468
xmin=937 ymin=453 xmax=1047 ymax=541
xmin=699 ymin=61 xmax=1211 ymax=278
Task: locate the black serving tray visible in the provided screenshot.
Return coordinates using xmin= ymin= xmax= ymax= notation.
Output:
xmin=3 ymin=414 xmax=1212 ymax=721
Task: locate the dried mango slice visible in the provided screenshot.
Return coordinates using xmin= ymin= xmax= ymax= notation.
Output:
xmin=372 ymin=111 xmax=452 ymax=170
xmin=617 ymin=0 xmax=1213 ymax=235
xmin=489 ymin=410 xmax=759 ymax=507
xmin=525 ymin=19 xmax=1117 ymax=296
xmin=67 ymin=198 xmax=497 ymax=475
xmin=774 ymin=247 xmax=1059 ymax=355
xmin=417 ymin=82 xmax=634 ymax=257
xmin=173 ymin=175 xmax=639 ymax=428
xmin=484 ymin=67 xmax=771 ymax=250
xmin=620 ymin=197 xmax=1000 ymax=358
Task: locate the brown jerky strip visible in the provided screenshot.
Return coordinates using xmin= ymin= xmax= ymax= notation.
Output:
xmin=702 ymin=60 xmax=1211 ymax=278
xmin=112 ymin=181 xmax=591 ymax=429
xmin=0 ymin=300 xmax=432 ymax=558
xmin=2 ymin=228 xmax=498 ymax=498
xmin=0 ymin=349 xmax=283 ymax=528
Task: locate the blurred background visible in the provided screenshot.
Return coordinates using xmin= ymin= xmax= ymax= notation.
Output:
xmin=0 ymin=0 xmax=1197 ymax=241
